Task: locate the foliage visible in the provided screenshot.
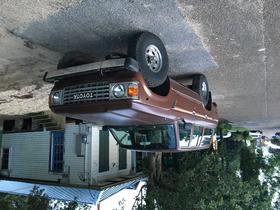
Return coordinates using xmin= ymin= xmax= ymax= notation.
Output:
xmin=217 ymin=120 xmax=232 ymax=144
xmin=271 ymin=138 xmax=280 ymax=146
xmin=0 ymin=186 xmax=90 ymax=210
xmin=142 ymin=139 xmax=279 ymax=210
xmin=0 ymin=194 xmax=26 ymax=210
xmin=240 ymin=146 xmax=260 ymax=182
xmin=230 ymin=127 xmax=248 ymax=132
xmin=242 ymin=130 xmax=250 ymax=141
xmin=231 ymin=131 xmax=243 ymax=142
xmin=26 ymin=185 xmax=49 ymax=210
xmin=231 ymin=130 xmax=252 ymax=142
xmin=217 ymin=119 xmax=232 ymax=135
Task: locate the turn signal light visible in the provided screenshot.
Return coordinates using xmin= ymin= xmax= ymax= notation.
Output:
xmin=128 ymin=83 xmax=138 ymax=97
xmin=48 ymin=95 xmax=51 ymax=107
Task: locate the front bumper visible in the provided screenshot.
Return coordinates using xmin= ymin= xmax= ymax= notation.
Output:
xmin=44 ymin=57 xmax=139 ymax=83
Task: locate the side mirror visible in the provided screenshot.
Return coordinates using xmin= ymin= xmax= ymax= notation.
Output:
xmin=183 ymin=120 xmax=192 ymax=130
xmin=102 ymin=126 xmax=109 ymax=131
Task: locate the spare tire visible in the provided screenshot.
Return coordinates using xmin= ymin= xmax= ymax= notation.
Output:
xmin=192 ymin=74 xmax=210 ymax=107
xmin=128 ymin=32 xmax=169 ymax=88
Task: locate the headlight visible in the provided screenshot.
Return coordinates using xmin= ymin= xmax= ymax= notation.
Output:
xmin=112 ymin=84 xmax=126 ymax=98
xmin=50 ymin=91 xmax=62 ymax=105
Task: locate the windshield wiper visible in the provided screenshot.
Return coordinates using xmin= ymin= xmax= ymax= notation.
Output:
xmin=108 ymin=128 xmax=129 ymax=145
xmin=120 ymin=133 xmax=129 ymax=142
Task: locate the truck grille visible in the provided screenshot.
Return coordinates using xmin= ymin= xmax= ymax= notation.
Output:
xmin=63 ymin=82 xmax=110 ymax=105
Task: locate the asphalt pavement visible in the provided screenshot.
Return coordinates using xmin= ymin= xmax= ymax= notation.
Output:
xmin=4 ymin=0 xmax=217 ymax=75
xmin=179 ymin=0 xmax=280 ymax=129
xmin=0 ymin=0 xmax=279 ymax=130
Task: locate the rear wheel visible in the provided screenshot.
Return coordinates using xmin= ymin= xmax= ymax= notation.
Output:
xmin=128 ymin=32 xmax=169 ymax=88
xmin=205 ymin=91 xmax=212 ymax=111
xmin=192 ymin=74 xmax=210 ymax=108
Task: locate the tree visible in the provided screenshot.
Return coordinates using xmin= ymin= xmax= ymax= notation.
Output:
xmin=0 ymin=194 xmax=25 ymax=210
xmin=240 ymin=147 xmax=260 ymax=182
xmin=26 ymin=185 xmax=49 ymax=210
xmin=242 ymin=130 xmax=250 ymax=144
xmin=148 ymin=152 xmax=162 ymax=185
xmin=216 ymin=119 xmax=232 ymax=141
xmin=142 ymin=140 xmax=274 ymax=210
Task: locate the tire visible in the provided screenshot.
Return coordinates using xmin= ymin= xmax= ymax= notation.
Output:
xmin=150 ymin=77 xmax=170 ymax=96
xmin=192 ymin=74 xmax=210 ymax=107
xmin=128 ymin=32 xmax=169 ymax=88
xmin=205 ymin=91 xmax=212 ymax=111
xmin=57 ymin=51 xmax=94 ymax=69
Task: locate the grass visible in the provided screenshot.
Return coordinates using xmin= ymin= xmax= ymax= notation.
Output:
xmin=229 ymin=127 xmax=248 ymax=132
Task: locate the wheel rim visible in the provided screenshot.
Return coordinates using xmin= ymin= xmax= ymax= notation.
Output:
xmin=201 ymin=81 xmax=208 ymax=98
xmin=145 ymin=45 xmax=162 ymax=73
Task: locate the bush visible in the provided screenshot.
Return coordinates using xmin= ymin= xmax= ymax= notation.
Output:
xmin=0 ymin=186 xmax=90 ymax=210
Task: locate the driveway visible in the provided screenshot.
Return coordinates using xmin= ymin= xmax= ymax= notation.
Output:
xmin=0 ymin=0 xmax=215 ymax=117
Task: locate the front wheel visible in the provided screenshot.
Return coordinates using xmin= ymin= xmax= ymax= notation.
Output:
xmin=128 ymin=32 xmax=169 ymax=88
xmin=191 ymin=74 xmax=210 ymax=108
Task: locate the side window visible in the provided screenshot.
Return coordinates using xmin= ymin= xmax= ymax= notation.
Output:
xmin=179 ymin=122 xmax=192 ymax=147
xmin=1 ymin=148 xmax=10 ymax=170
xmin=200 ymin=128 xmax=213 ymax=147
xmin=190 ymin=126 xmax=203 ymax=147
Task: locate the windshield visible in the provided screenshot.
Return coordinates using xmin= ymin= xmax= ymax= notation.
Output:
xmin=109 ymin=124 xmax=177 ymax=150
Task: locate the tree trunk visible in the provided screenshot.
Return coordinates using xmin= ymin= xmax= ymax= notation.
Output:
xmin=149 ymin=152 xmax=162 ymax=185
xmin=219 ymin=132 xmax=225 ymax=170
xmin=220 ymin=132 xmax=223 ymax=143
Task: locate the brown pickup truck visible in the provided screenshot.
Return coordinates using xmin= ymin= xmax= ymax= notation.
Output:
xmin=44 ymin=32 xmax=218 ymax=152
